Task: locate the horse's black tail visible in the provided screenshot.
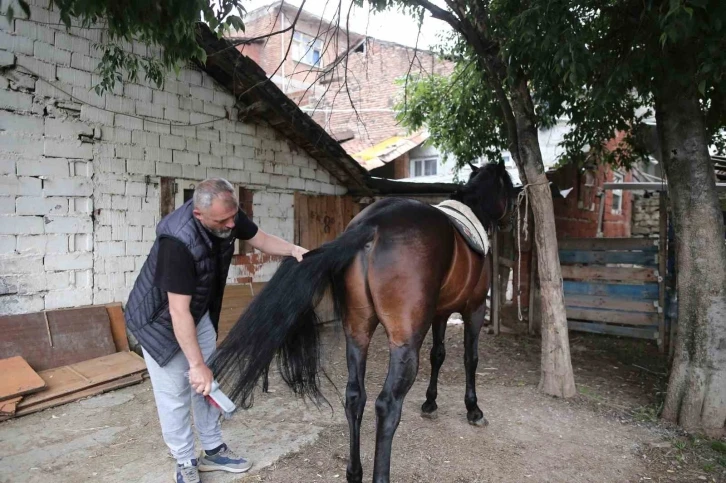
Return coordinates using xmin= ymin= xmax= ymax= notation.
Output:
xmin=209 ymin=223 xmax=374 ymax=409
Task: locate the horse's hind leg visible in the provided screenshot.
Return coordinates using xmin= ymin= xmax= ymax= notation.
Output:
xmin=343 ymin=255 xmax=377 ymax=483
xmin=372 ymin=341 xmax=422 ymax=483
xmin=464 ymin=304 xmax=488 ymax=426
xmin=421 ymin=316 xmax=448 ymax=418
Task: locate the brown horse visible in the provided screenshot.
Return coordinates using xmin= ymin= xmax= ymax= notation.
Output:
xmin=210 ymin=161 xmax=515 ymax=482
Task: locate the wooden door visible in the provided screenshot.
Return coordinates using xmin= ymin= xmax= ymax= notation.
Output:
xmin=294 ymin=193 xmax=361 ymax=322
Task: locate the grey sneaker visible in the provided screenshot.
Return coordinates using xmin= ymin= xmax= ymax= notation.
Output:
xmin=174 ymin=459 xmax=200 ymax=483
xmin=198 ymin=444 xmax=252 ymax=473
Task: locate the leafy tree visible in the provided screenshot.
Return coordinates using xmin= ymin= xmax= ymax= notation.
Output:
xmin=381 ymin=0 xmax=580 ymax=398
xmin=401 ymin=0 xmax=726 ymax=433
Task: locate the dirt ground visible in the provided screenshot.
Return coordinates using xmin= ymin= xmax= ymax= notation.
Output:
xmin=3 ymin=322 xmax=726 ymax=483
xmin=240 ymin=322 xmax=726 ymax=483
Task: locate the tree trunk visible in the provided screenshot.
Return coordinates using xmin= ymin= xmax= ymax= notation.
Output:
xmin=657 ymin=85 xmax=726 ymax=437
xmin=509 ymin=80 xmax=577 ymax=398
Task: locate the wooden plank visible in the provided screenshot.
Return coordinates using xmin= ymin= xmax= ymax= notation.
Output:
xmin=44 ymin=307 xmax=117 ymax=369
xmin=0 ymin=397 xmax=23 ymax=421
xmin=563 ymin=280 xmax=659 ymax=300
xmin=0 ymin=312 xmax=50 ymax=371
xmin=492 ymin=230 xmax=500 ymax=335
xmin=499 ymin=257 xmax=515 ymax=269
xmin=568 ymin=321 xmax=659 ymax=340
xmin=105 ymin=303 xmax=129 ymax=352
xmin=160 ymin=177 xmax=176 ymax=218
xmin=566 ymin=307 xmax=658 ymax=326
xmin=0 ymin=356 xmax=46 ymax=400
xmin=559 ymin=250 xmax=658 ymax=266
xmin=658 ymin=195 xmax=667 ymax=353
xmin=564 ymin=294 xmax=657 ymax=313
xmin=528 ymin=239 xmax=537 ymax=335
xmin=558 ymin=238 xmax=658 ymax=251
xmin=560 ymin=265 xmax=657 ymax=283
xmin=18 ymin=351 xmax=146 ymax=408
xmin=15 ymin=374 xmax=144 ymax=417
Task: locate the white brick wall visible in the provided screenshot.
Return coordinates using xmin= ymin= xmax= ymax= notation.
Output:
xmin=0 ymin=7 xmax=349 ymax=315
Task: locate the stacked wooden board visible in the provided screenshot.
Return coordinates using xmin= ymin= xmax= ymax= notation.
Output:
xmin=0 ymin=303 xmax=146 ymax=420
xmin=559 ymin=237 xmax=666 ymax=350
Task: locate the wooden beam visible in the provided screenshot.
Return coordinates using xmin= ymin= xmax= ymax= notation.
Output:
xmin=558 ymin=237 xmax=658 ymax=251
xmin=528 ymin=238 xmax=537 ymax=335
xmin=491 ymin=231 xmax=500 ymax=335
xmin=559 ymin=250 xmax=658 ymax=267
xmin=658 ymin=194 xmax=667 ymax=353
xmin=560 ymin=265 xmax=657 ymax=283
xmin=499 ymin=257 xmax=515 ymax=269
xmin=564 ymin=280 xmax=659 ymax=300
xmin=567 ymin=307 xmax=659 ymax=326
xmin=603 ymin=182 xmax=726 ymax=192
xmin=565 ymin=294 xmax=658 ymax=313
xmin=568 ymin=321 xmax=659 ymax=340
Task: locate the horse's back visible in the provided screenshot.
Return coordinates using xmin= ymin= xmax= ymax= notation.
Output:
xmin=347 ymin=197 xmax=451 ymax=235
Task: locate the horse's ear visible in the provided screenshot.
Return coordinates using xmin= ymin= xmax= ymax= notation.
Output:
xmin=467 ymin=161 xmax=479 ymax=173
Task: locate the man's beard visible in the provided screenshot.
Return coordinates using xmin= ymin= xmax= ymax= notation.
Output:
xmin=208 ymin=226 xmax=233 ymax=238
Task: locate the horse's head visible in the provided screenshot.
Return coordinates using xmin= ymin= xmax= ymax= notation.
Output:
xmin=451 ymin=160 xmax=515 ymax=233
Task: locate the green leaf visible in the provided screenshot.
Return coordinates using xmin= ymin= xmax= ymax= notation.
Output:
xmin=18 ymin=0 xmax=30 ymax=18
xmin=698 ymin=80 xmax=706 ymax=95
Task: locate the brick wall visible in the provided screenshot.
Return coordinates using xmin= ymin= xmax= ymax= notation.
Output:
xmin=316 ymin=39 xmax=453 ymax=151
xmin=236 ymin=7 xmax=454 ymax=155
xmin=548 ymin=163 xmax=633 ymax=239
xmin=0 ymin=2 xmax=346 ymax=315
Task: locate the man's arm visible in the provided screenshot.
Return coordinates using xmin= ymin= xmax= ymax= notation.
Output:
xmin=168 ymin=292 xmax=213 ymax=396
xmin=247 ymin=229 xmax=308 ymax=261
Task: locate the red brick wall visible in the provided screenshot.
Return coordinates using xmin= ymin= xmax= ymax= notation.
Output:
xmin=235 ymin=8 xmax=454 ymax=154
xmin=236 ymin=9 xmax=355 ymax=93
xmin=548 ymin=163 xmax=632 ymax=239
xmin=317 ymin=39 xmax=453 ymax=150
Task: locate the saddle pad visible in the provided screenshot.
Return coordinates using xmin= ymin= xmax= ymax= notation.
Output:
xmin=434 ymin=200 xmax=490 ymax=256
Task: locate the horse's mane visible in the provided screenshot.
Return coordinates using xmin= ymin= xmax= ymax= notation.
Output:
xmin=449 ymin=161 xmax=514 ymax=232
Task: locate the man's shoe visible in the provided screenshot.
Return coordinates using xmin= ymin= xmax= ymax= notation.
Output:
xmin=174 ymin=459 xmax=200 ymax=483
xmin=198 ymin=444 xmax=252 ymax=473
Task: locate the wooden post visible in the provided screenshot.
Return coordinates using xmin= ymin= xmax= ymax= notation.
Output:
xmin=658 ymin=194 xmax=668 ymax=353
xmin=492 ymin=230 xmax=500 ymax=335
xmin=528 ymin=238 xmax=537 ymax=335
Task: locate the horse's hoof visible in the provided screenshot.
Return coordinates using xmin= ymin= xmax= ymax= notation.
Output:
xmin=421 ymin=409 xmax=438 ymax=420
xmin=468 ymin=416 xmax=489 ymax=427
xmin=346 ymin=470 xmax=363 ymax=483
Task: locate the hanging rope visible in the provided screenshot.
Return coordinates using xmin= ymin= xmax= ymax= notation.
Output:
xmin=514 ymin=178 xmax=550 ymax=321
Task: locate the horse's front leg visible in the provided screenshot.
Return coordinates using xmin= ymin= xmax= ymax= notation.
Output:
xmin=464 ymin=303 xmax=488 ymax=426
xmin=422 ymin=316 xmax=448 ymax=418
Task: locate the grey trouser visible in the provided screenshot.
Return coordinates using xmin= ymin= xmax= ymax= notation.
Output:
xmin=142 ymin=312 xmax=223 ymax=463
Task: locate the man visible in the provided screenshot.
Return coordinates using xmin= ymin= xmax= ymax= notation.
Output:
xmin=125 ymin=178 xmax=308 ymax=483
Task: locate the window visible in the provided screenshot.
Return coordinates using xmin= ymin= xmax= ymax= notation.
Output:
xmin=411 ymin=158 xmax=437 ymax=177
xmin=292 ymin=32 xmax=323 ymax=67
xmin=611 ymin=172 xmax=624 ymax=214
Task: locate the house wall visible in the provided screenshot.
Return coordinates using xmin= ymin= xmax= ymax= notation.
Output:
xmin=548 ymin=163 xmax=633 ymax=239
xmin=235 ymin=6 xmax=351 ymax=96
xmin=317 ymin=39 xmax=452 ymax=150
xmin=0 ymin=3 xmax=346 ymax=315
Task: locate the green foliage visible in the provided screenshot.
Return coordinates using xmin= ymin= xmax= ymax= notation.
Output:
xmin=2 ymin=0 xmax=246 ymax=93
xmin=395 ymin=56 xmax=508 ymax=170
xmin=396 ymin=0 xmax=726 ymax=171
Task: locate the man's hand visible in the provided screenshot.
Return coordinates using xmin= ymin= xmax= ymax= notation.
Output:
xmin=189 ymin=363 xmax=214 ymax=396
xmin=291 ymin=244 xmax=309 ymax=262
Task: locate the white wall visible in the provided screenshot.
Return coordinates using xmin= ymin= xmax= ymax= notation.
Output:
xmin=0 ymin=2 xmax=346 ymax=315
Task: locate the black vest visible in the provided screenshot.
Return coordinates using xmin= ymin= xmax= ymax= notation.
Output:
xmin=124 ymin=199 xmax=236 ymax=366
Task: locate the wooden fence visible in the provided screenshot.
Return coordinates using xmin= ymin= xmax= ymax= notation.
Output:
xmin=558 ymin=236 xmax=668 ymax=351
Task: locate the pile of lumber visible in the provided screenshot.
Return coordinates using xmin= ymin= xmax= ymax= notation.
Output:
xmin=0 ymin=303 xmax=147 ymax=420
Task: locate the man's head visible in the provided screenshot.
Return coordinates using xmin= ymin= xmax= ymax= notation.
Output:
xmin=193 ymin=178 xmax=239 ymax=238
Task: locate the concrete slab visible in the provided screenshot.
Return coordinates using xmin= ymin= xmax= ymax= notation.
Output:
xmin=0 ymin=377 xmax=336 ymax=483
